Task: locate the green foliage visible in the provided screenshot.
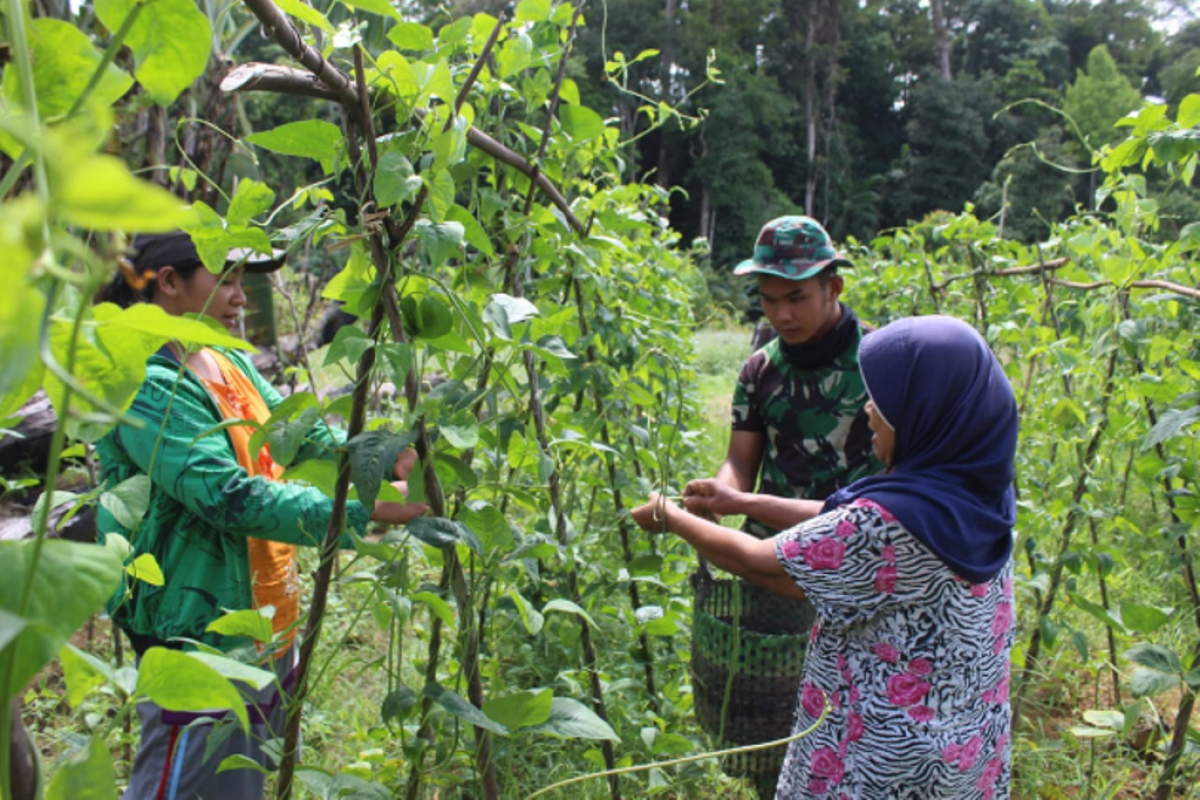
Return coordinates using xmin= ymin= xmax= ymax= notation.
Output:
xmin=0 ymin=539 xmax=123 ymax=703
xmin=1064 ymin=45 xmax=1145 ymax=155
xmin=4 ymin=1 xmax=1200 ymax=797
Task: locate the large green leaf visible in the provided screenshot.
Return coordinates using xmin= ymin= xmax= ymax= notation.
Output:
xmin=0 ymin=19 xmax=131 ymax=158
xmin=381 ymin=684 xmax=418 ymax=723
xmin=99 ymin=474 xmax=152 ymax=531
xmin=60 ymin=643 xmax=116 ymax=708
xmin=1118 ymin=602 xmax=1173 ymax=635
xmin=446 ymin=204 xmax=495 ymax=256
xmin=459 ymin=501 xmax=513 ymax=554
xmin=523 ymin=697 xmax=619 ymax=741
xmin=275 ymin=0 xmax=335 ymax=33
xmin=496 ymin=31 xmax=532 ymax=79
xmin=542 ymin=598 xmax=598 ymax=630
xmin=226 ymin=179 xmax=276 ymax=225
xmin=560 ymin=105 xmax=605 ymax=141
xmin=93 ymin=303 xmax=250 ymax=350
xmin=483 ymin=293 xmax=539 ymax=341
xmin=425 ymin=170 xmax=456 ymax=222
xmin=95 ymin=0 xmax=210 ymax=105
xmin=374 ymin=152 xmax=423 ymax=208
xmin=1140 ymin=407 xmax=1199 ymax=452
xmin=0 ymin=223 xmax=46 ymax=418
xmin=405 ymin=516 xmax=483 ymax=554
xmin=1130 ymin=666 xmax=1179 ymax=698
xmin=55 ymin=154 xmax=197 ymax=231
xmin=205 ymin=608 xmax=275 ymax=645
xmin=0 ymin=539 xmax=122 ymax=703
xmin=45 ymin=735 xmax=116 ymax=800
xmin=348 ymin=429 xmax=418 ymax=508
xmin=281 ymin=460 xmax=339 ymax=498
xmin=387 ymin=21 xmax=434 ymax=51
xmin=247 ymin=121 xmax=344 ymax=173
xmin=0 ymin=610 xmax=28 ymax=654
xmin=44 ymin=303 xmax=248 ymax=442
xmin=135 ymin=647 xmax=250 ymax=730
xmin=482 ymin=689 xmax=552 ymax=730
xmin=377 ymin=342 xmax=412 ymax=387
xmin=186 ymin=652 xmax=277 ymax=691
xmin=323 ymin=324 xmax=372 ymax=368
xmin=340 ymin=0 xmax=402 ymax=20
xmin=423 ymin=682 xmax=508 ymax=734
xmin=515 ymin=0 xmax=552 ymax=22
xmin=295 ymin=767 xmax=392 ymax=800
xmin=416 ymin=221 xmax=464 ymax=268
xmin=1125 ymin=643 xmax=1182 ymax=673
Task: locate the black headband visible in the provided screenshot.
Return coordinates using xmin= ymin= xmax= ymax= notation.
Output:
xmin=131 ymin=232 xmax=285 ymax=275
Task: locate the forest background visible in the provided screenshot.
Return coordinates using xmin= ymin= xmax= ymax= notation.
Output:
xmin=1 ymin=0 xmax=1200 ymax=798
xmin=196 ymin=0 xmax=1200 ymax=318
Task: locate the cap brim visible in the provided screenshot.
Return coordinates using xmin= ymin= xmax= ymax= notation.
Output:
xmin=227 ymin=247 xmax=286 ymax=274
xmin=733 ymin=256 xmax=852 ymax=280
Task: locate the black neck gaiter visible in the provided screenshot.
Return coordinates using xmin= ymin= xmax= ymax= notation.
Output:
xmin=779 ymin=303 xmax=859 ymax=370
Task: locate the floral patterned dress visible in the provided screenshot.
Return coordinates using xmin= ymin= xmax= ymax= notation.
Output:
xmin=773 ymin=499 xmax=1014 ymax=799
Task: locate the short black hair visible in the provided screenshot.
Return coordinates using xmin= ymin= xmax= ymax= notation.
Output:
xmin=815 ymin=265 xmax=839 ymax=289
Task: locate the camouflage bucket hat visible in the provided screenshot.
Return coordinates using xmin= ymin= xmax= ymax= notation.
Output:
xmin=733 ymin=215 xmax=852 ymax=280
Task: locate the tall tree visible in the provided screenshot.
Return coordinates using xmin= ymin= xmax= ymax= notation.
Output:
xmin=1048 ymin=0 xmax=1161 ymax=81
xmin=886 ymin=72 xmax=1001 ymax=224
xmin=1063 ymin=45 xmax=1143 ymax=152
xmin=931 ymin=0 xmax=953 ymax=78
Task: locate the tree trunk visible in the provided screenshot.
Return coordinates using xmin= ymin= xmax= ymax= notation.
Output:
xmin=804 ymin=16 xmax=817 ymax=216
xmin=655 ymin=0 xmax=676 ymax=189
xmin=931 ymin=0 xmax=952 ymax=80
xmin=819 ymin=0 xmax=841 ymax=223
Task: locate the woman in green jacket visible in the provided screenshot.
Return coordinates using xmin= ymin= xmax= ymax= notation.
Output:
xmin=97 ymin=231 xmax=424 ymax=800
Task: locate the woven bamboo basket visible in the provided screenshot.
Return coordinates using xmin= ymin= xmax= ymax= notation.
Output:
xmin=691 ymin=565 xmax=816 ymax=797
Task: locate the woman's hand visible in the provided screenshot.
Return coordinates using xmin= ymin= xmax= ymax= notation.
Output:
xmin=393 ymin=448 xmax=419 ymax=481
xmin=631 ymin=492 xmax=680 ymax=534
xmin=683 ymin=478 xmax=746 ymax=519
xmin=371 ymin=480 xmax=430 ymax=525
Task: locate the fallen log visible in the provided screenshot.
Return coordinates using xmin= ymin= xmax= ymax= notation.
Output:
xmin=0 ymin=392 xmax=55 ymax=477
xmin=0 ymin=503 xmax=96 ymax=543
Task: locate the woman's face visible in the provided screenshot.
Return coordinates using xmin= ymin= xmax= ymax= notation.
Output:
xmin=866 ymin=399 xmax=896 ymax=467
xmin=156 ymin=264 xmax=246 ymax=333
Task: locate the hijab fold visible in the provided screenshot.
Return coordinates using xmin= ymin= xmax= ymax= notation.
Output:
xmin=823 ymin=316 xmax=1018 ymax=583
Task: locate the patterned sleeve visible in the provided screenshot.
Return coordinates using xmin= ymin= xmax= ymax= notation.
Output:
xmin=774 ymin=501 xmax=919 ymax=627
xmin=118 ymin=365 xmax=369 ymax=546
xmin=731 ymin=354 xmax=763 ymax=432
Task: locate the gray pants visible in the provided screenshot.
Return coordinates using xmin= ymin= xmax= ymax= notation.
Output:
xmin=123 ymin=648 xmax=296 ymax=800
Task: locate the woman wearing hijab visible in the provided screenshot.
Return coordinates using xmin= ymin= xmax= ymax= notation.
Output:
xmin=632 ymin=315 xmax=1018 ymax=798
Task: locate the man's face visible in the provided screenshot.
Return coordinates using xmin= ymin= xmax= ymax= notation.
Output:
xmin=758 ymin=272 xmax=843 ymax=345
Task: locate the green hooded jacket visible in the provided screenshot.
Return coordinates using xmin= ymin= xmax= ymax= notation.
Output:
xmin=95 ymin=348 xmax=369 ymax=651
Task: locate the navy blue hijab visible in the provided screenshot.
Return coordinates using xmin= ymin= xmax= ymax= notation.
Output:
xmin=823 ymin=316 xmax=1018 ymax=583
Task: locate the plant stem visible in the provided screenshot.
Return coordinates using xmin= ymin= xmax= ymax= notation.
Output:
xmin=274 ymin=300 xmax=385 ymax=800
xmin=572 ymin=276 xmax=658 ymax=703
xmin=1012 ymin=340 xmax=1118 ymax=732
xmin=1 ymin=271 xmax=87 ymax=797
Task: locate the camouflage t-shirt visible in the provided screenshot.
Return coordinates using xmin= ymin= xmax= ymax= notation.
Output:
xmin=732 ymin=324 xmax=882 ymax=537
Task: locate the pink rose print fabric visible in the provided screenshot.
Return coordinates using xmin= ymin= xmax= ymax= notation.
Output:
xmin=773 ymin=503 xmax=1014 ymax=798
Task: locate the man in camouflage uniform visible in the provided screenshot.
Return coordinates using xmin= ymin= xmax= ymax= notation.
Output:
xmin=685 ymin=214 xmax=880 ymax=531
xmin=683 ymin=215 xmax=882 ymax=796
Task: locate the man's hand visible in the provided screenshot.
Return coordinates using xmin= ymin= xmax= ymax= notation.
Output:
xmin=371 ymin=480 xmax=430 ymax=525
xmin=631 ymin=492 xmax=680 ymax=535
xmin=683 ymin=478 xmax=747 ymax=519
